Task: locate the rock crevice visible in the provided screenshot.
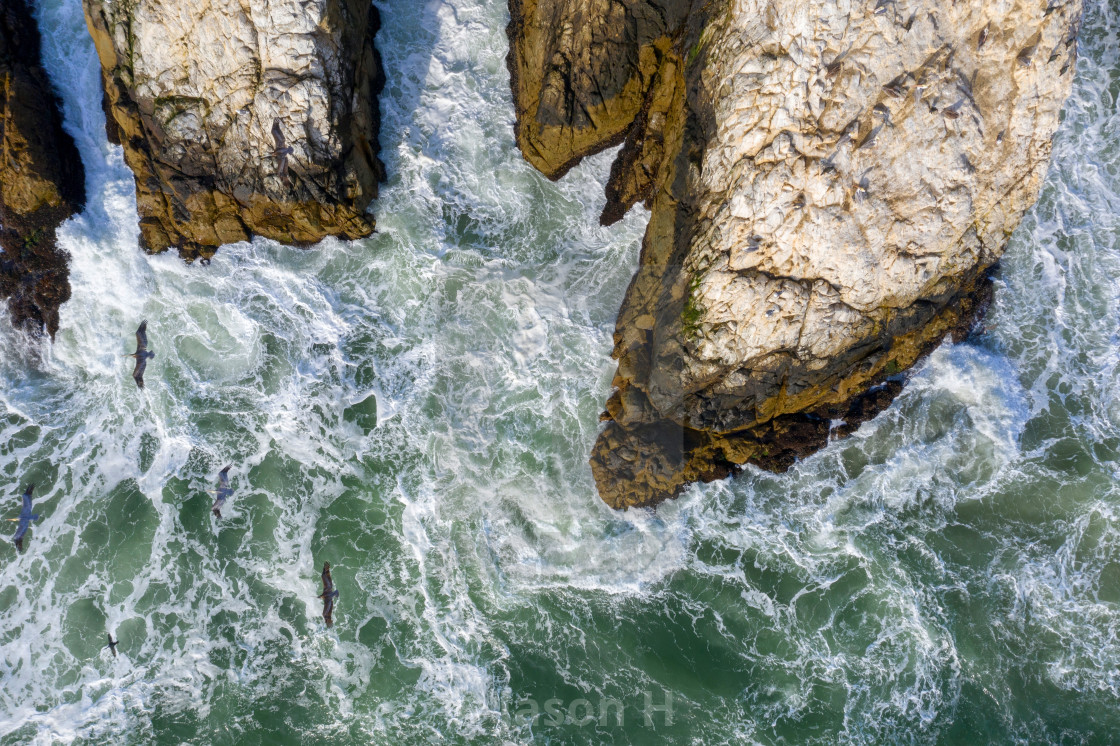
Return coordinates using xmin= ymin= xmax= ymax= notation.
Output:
xmin=0 ymin=0 xmax=86 ymax=338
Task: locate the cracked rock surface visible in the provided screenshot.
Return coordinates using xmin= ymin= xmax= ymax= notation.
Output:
xmin=83 ymin=0 xmax=384 ymax=258
xmin=508 ymin=0 xmax=1082 ymax=508
xmin=0 ymin=0 xmax=86 ymax=338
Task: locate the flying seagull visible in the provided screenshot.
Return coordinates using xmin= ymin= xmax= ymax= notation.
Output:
xmin=9 ymin=484 xmax=41 ymax=553
xmin=105 ymin=634 xmax=119 ymax=657
xmin=319 ymin=562 xmax=339 ymax=627
xmin=208 ymin=465 xmax=233 ymax=518
xmin=271 ymin=118 xmax=294 ymax=186
xmin=124 ymin=320 xmax=155 ymax=388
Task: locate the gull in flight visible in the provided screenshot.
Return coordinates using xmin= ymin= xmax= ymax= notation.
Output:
xmin=208 ymin=465 xmax=233 ymax=518
xmin=319 ymin=562 xmax=339 ymax=627
xmin=9 ymin=484 xmax=41 ymax=552
xmin=271 ymin=118 xmax=294 ymax=186
xmin=123 ymin=320 xmax=154 ymax=388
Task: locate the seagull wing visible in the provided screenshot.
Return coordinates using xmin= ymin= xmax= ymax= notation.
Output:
xmin=22 ymin=485 xmax=33 ymax=513
xmin=321 ymin=564 xmax=334 ymax=595
xmin=132 ymin=355 xmax=148 ymax=388
xmin=214 ymin=466 xmax=233 ymax=507
xmin=135 ymin=320 xmax=149 ymax=353
xmin=271 ymin=118 xmax=286 ymax=150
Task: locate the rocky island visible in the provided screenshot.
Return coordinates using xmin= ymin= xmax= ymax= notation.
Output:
xmin=507 ymin=0 xmax=1083 ymax=507
xmin=0 ymin=0 xmax=86 ymax=338
xmin=82 ymin=0 xmax=386 ymax=259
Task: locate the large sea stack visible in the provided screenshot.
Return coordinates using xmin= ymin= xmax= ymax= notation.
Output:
xmin=507 ymin=0 xmax=1083 ymax=507
xmin=0 ymin=0 xmax=86 ymax=338
xmin=82 ymin=0 xmax=385 ymax=259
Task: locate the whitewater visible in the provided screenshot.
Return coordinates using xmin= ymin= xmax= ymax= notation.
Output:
xmin=1 ymin=0 xmax=1119 ymax=743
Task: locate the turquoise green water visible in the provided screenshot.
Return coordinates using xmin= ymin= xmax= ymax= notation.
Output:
xmin=2 ymin=0 xmax=1119 ymax=743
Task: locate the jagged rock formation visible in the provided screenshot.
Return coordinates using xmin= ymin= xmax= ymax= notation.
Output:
xmin=82 ymin=0 xmax=385 ymax=259
xmin=508 ymin=0 xmax=1082 ymax=508
xmin=0 ymin=0 xmax=86 ymax=338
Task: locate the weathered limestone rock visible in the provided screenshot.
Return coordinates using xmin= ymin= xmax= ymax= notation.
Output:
xmin=508 ymin=0 xmax=1082 ymax=508
xmin=0 ymin=0 xmax=86 ymax=338
xmin=83 ymin=0 xmax=385 ymax=259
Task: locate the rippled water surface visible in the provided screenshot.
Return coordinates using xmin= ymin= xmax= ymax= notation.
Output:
xmin=2 ymin=0 xmax=1119 ymax=743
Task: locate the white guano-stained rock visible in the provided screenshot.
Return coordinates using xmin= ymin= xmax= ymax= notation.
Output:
xmin=84 ymin=0 xmax=384 ymax=257
xmin=651 ymin=0 xmax=1079 ymax=433
xmin=508 ymin=0 xmax=1083 ymax=507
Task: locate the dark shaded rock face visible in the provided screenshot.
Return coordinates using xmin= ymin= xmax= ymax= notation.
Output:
xmin=0 ymin=0 xmax=86 ymax=338
xmin=82 ymin=0 xmax=385 ymax=260
xmin=506 ymin=0 xmax=691 ymax=182
xmin=508 ymin=0 xmax=1082 ymax=508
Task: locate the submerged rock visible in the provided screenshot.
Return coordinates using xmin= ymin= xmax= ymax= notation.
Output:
xmin=0 ymin=0 xmax=86 ymax=338
xmin=82 ymin=0 xmax=385 ymax=259
xmin=508 ymin=0 xmax=1082 ymax=507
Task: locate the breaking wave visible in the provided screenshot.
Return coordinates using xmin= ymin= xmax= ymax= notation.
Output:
xmin=1 ymin=0 xmax=1118 ymax=743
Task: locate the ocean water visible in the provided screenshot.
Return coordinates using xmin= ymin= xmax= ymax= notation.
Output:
xmin=1 ymin=0 xmax=1118 ymax=743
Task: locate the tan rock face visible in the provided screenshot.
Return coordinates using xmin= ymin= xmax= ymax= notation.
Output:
xmin=0 ymin=0 xmax=86 ymax=338
xmin=83 ymin=0 xmax=385 ymax=258
xmin=508 ymin=0 xmax=1082 ymax=508
xmin=506 ymin=0 xmax=691 ymax=181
